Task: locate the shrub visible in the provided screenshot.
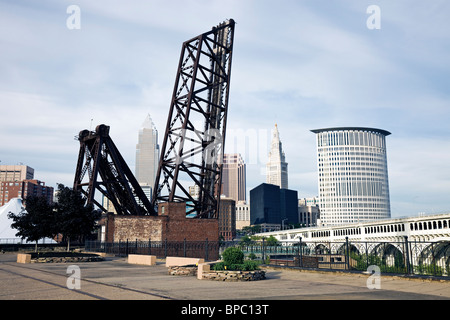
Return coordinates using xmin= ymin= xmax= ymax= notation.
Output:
xmin=242 ymin=260 xmax=260 ymax=271
xmin=212 ymin=262 xmax=226 ymax=271
xmin=247 ymin=253 xmax=257 ymax=260
xmin=212 ymin=261 xmax=260 ymax=271
xmin=222 ymin=247 xmax=244 ymax=265
xmin=213 ymin=248 xmax=261 ymax=271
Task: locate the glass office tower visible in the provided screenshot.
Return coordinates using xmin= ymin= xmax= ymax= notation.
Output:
xmin=135 ymin=114 xmax=160 ymax=189
xmin=311 ymin=127 xmax=391 ymax=226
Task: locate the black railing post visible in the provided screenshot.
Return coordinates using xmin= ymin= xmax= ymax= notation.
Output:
xmin=184 ymin=238 xmax=187 ymax=258
xmin=148 ymin=239 xmax=151 ymax=255
xmin=345 ymin=237 xmax=350 ymax=270
xmin=164 ymin=238 xmax=167 ymax=258
xmin=299 ymin=237 xmax=303 ymax=268
xmin=365 ymin=241 xmax=369 ymax=269
xmin=431 ymin=242 xmax=436 ymax=276
xmin=329 ymin=242 xmax=332 ymax=270
xmin=404 ymin=236 xmax=411 ymax=274
xmin=262 ymin=238 xmax=265 ymax=264
xmin=205 ymin=238 xmax=209 ymax=261
xmin=126 ymin=239 xmax=129 ymax=256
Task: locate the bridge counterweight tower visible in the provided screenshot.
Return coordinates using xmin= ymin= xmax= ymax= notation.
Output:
xmin=152 ymin=19 xmax=236 ymax=219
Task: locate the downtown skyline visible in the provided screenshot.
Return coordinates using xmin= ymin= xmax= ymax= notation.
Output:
xmin=1 ymin=1 xmax=449 ymax=218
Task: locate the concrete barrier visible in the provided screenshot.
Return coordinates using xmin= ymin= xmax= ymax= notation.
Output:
xmin=197 ymin=263 xmax=211 ymax=280
xmin=128 ymin=254 xmax=156 ymax=266
xmin=17 ymin=253 xmax=31 ymax=264
xmin=165 ymin=256 xmax=204 ymax=267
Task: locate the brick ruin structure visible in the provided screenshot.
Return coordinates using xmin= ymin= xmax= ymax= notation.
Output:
xmin=104 ymin=202 xmax=219 ymax=243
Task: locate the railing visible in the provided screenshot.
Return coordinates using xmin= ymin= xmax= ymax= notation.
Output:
xmin=85 ymin=239 xmax=220 ymax=261
xmin=0 ymin=238 xmax=55 ymax=244
xmin=242 ymin=237 xmax=449 ymax=278
xmin=84 ymin=237 xmax=450 ymax=278
xmin=0 ymin=238 xmax=63 ymax=251
xmin=0 ymin=238 xmax=24 ymax=244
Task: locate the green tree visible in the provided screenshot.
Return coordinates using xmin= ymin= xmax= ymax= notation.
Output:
xmin=239 ymin=235 xmax=253 ymax=246
xmin=264 ymin=235 xmax=278 ymax=246
xmin=55 ymin=184 xmax=101 ymax=251
xmin=242 ymin=225 xmax=261 ymax=235
xmin=8 ymin=195 xmax=56 ymax=252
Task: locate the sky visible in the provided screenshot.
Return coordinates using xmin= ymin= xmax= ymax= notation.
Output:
xmin=1 ymin=0 xmax=449 ymax=218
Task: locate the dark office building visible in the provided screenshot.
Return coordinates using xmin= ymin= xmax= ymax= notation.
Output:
xmin=250 ymin=183 xmax=298 ymax=227
xmin=250 ymin=183 xmax=280 ymax=225
xmin=280 ymin=188 xmax=299 ymax=224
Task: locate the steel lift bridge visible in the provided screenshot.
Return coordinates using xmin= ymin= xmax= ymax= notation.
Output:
xmin=73 ymin=19 xmax=235 ymax=219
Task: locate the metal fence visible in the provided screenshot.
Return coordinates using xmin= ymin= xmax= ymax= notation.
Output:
xmin=85 ymin=239 xmax=221 ymax=261
xmin=0 ymin=238 xmax=56 ymax=244
xmin=0 ymin=238 xmax=63 ymax=252
xmin=84 ymin=238 xmax=450 ymax=278
xmin=241 ymin=238 xmax=450 ymax=278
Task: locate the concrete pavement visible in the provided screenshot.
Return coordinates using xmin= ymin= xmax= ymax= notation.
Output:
xmin=0 ymin=252 xmax=449 ymax=301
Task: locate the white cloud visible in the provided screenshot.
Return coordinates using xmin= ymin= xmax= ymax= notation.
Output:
xmin=388 ymin=135 xmax=450 ymax=215
xmin=0 ymin=1 xmax=449 ymax=216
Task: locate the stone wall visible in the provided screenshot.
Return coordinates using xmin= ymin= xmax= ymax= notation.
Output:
xmin=105 ymin=202 xmax=219 ymax=243
xmin=201 ymin=270 xmax=266 ymax=281
xmin=18 ymin=253 xmax=104 ymax=264
xmin=106 ymin=214 xmax=165 ymax=242
xmin=168 ymin=265 xmax=198 ymax=276
xmin=167 ymin=264 xmax=266 ymax=281
xmin=31 ymin=256 xmax=103 ymax=263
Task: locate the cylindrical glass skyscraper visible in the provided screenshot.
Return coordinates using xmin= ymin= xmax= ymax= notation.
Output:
xmin=311 ymin=127 xmax=391 ymax=226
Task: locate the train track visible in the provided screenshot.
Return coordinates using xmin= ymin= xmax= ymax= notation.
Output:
xmin=0 ymin=261 xmax=175 ymax=300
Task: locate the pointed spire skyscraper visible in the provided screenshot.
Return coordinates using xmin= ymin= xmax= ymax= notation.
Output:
xmin=266 ymin=124 xmax=288 ymax=189
xmin=135 ymin=114 xmax=160 ymax=189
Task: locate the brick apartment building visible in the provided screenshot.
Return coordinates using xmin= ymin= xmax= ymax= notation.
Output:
xmin=218 ymin=196 xmax=236 ymax=241
xmin=0 ymin=165 xmax=53 ymax=206
xmin=0 ymin=180 xmax=54 ymax=206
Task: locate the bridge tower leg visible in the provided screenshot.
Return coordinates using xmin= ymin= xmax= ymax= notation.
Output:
xmin=73 ymin=124 xmax=156 ymax=216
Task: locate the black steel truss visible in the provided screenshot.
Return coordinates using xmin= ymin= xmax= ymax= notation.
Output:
xmin=152 ymin=19 xmax=235 ymax=219
xmin=73 ymin=124 xmax=156 ymax=216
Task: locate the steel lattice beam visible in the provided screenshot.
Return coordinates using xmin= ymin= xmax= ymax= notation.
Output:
xmin=73 ymin=124 xmax=156 ymax=216
xmin=152 ymin=19 xmax=235 ymax=219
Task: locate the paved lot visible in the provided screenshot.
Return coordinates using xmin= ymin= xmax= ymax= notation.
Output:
xmin=0 ymin=252 xmax=449 ymax=301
